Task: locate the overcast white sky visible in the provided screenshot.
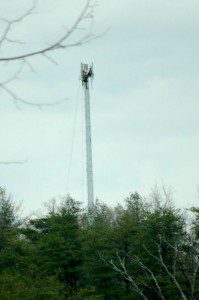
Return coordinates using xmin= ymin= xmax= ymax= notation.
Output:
xmin=0 ymin=0 xmax=199 ymax=213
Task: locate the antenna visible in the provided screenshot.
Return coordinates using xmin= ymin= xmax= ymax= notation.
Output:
xmin=81 ymin=63 xmax=94 ymax=211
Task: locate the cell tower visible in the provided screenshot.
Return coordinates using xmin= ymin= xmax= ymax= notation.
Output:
xmin=81 ymin=63 xmax=94 ymax=210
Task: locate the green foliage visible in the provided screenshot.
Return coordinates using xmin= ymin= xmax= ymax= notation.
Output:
xmin=0 ymin=187 xmax=24 ymax=273
xmin=191 ymin=207 xmax=199 ymax=238
xmin=0 ymin=187 xmax=19 ymax=230
xmin=0 ymin=187 xmax=198 ymax=299
xmin=0 ymin=272 xmax=65 ymax=300
xmin=23 ymin=196 xmax=82 ymax=291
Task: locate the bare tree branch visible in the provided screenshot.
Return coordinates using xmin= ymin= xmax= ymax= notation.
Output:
xmin=0 ymin=0 xmax=37 ymax=49
xmin=100 ymin=253 xmax=148 ymax=300
xmin=0 ymin=61 xmax=67 ymax=108
xmin=103 ymin=250 xmax=166 ymax=300
xmin=144 ymin=242 xmax=188 ymax=300
xmin=0 ymin=78 xmax=67 ymax=109
xmin=0 ymin=0 xmax=99 ymax=164
xmin=102 ymin=235 xmax=198 ymax=300
xmin=133 ymin=255 xmax=165 ymax=300
xmin=163 ymin=239 xmax=199 ymax=299
xmin=0 ymin=0 xmax=97 ymax=62
xmin=0 ymin=0 xmax=99 ymax=108
xmin=0 ymin=159 xmax=27 ymax=165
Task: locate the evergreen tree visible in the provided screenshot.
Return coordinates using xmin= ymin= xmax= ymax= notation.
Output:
xmin=0 ymin=186 xmax=198 ymax=299
xmin=23 ymin=196 xmax=83 ymax=297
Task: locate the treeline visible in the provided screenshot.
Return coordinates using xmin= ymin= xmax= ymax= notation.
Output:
xmin=0 ymin=186 xmax=198 ymax=299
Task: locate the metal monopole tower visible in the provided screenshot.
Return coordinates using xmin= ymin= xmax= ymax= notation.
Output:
xmin=81 ymin=63 xmax=94 ymax=210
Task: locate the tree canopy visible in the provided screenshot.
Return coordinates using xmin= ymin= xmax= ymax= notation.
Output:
xmin=0 ymin=187 xmax=198 ymax=299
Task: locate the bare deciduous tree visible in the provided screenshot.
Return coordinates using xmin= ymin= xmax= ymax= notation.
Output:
xmin=0 ymin=0 xmax=97 ymax=107
xmin=0 ymin=0 xmax=98 ymax=164
xmin=101 ymin=253 xmax=148 ymax=300
xmin=102 ymin=237 xmax=199 ymax=300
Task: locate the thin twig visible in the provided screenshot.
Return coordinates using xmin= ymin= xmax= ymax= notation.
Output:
xmin=0 ymin=0 xmax=97 ymax=62
xmin=144 ymin=242 xmax=187 ymax=300
xmin=100 ymin=253 xmax=148 ymax=300
xmin=0 ymin=159 xmax=27 ymax=165
xmin=133 ymin=255 xmax=165 ymax=300
xmin=0 ymin=0 xmax=37 ymax=49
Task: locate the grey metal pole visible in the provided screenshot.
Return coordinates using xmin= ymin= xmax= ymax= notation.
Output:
xmin=84 ymin=84 xmax=94 ymax=210
xmin=81 ymin=64 xmax=94 ymax=210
